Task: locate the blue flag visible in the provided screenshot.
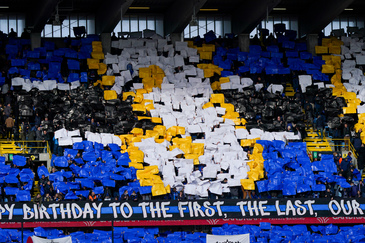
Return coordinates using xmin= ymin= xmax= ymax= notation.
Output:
xmin=16 ymin=190 xmax=31 ymax=202
xmin=12 ymin=156 xmax=26 ymax=166
xmin=93 ymin=186 xmax=104 ymax=195
xmin=37 ymin=165 xmax=50 ymax=177
xmin=54 ymin=156 xmax=68 ymax=167
xmin=5 ymin=187 xmax=19 ymax=195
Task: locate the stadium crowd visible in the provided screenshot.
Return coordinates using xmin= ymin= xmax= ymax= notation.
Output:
xmin=0 ymin=26 xmax=364 ymax=205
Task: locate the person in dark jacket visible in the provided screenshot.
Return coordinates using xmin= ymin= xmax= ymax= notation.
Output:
xmin=350 ymin=182 xmax=360 ymax=198
xmin=42 ymin=130 xmax=51 ymax=153
xmin=341 ymin=157 xmax=351 ymax=178
xmin=357 ymin=144 xmax=365 ymax=176
xmin=121 ymin=190 xmax=129 ymax=200
xmin=39 ymin=174 xmax=48 ymax=187
xmin=333 ymin=152 xmax=341 ymax=168
xmin=177 ymin=190 xmax=185 ymax=201
xmin=130 ymin=191 xmax=138 ymax=201
xmin=34 ymin=113 xmax=41 ymax=127
xmin=103 ymin=187 xmax=112 ymax=200
xmin=346 ymin=152 xmax=353 ymax=163
xmin=170 ymin=187 xmax=179 ymax=200
xmin=44 ymin=181 xmax=52 ymax=195
xmin=343 ymin=123 xmax=351 ymax=151
xmin=360 ymin=180 xmax=365 ymax=198
xmin=324 ymin=188 xmax=333 ymax=199
xmin=333 ymin=127 xmax=342 ymax=151
xmin=316 ymin=114 xmax=325 ymax=141
xmin=35 ymin=126 xmax=43 ymax=152
xmin=353 ymin=136 xmax=362 ymax=152
xmin=33 ymin=193 xmax=42 ymax=206
xmin=305 ymin=104 xmax=314 ymax=129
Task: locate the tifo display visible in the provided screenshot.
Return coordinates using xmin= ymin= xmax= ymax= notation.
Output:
xmin=1 ymin=21 xmax=365 ymax=242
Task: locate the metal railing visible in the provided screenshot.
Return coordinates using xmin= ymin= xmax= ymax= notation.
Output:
xmin=0 ymin=140 xmax=52 ymax=159
xmin=330 ymin=138 xmax=358 ymax=159
xmin=305 ymin=137 xmax=358 ymax=161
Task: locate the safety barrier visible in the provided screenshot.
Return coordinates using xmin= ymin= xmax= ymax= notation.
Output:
xmin=305 ymin=137 xmax=358 ymax=159
xmin=330 ymin=138 xmax=358 ymax=158
xmin=0 ymin=140 xmax=52 ymax=159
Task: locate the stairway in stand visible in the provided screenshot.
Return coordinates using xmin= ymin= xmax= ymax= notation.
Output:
xmin=0 ymin=140 xmax=26 ymax=155
xmin=304 ymin=127 xmax=333 ymax=153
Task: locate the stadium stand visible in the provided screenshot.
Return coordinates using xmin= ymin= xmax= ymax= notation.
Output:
xmin=0 ymin=30 xmax=362 ymax=203
xmin=1 ymin=13 xmax=365 ymax=242
xmin=0 ymin=223 xmax=364 ymax=242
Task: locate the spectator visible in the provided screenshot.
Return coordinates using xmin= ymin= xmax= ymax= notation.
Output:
xmin=111 ymin=32 xmax=118 ymax=41
xmin=88 ymin=191 xmax=97 ymax=202
xmin=350 ymin=182 xmax=359 ymax=198
xmin=346 ymin=152 xmax=353 ymax=163
xmin=316 ymin=114 xmax=325 ymax=141
xmin=21 ymin=28 xmax=30 ymax=39
xmin=27 ymin=127 xmax=36 ymax=151
xmin=335 ymin=184 xmax=345 ymax=198
xmin=42 ymin=130 xmax=51 ymax=153
xmin=0 ymin=104 xmax=4 ymax=120
xmin=4 ymin=104 xmax=11 ymax=117
xmin=54 ymin=193 xmax=63 ymax=202
xmin=170 ymin=188 xmax=179 ymax=200
xmin=353 ymin=135 xmax=362 ymax=152
xmin=36 ymin=126 xmax=43 ymax=152
xmin=25 ymin=158 xmax=34 ymax=170
xmin=230 ymin=186 xmax=240 ymax=199
xmin=343 ymin=123 xmax=351 ymax=150
xmin=5 ymin=116 xmax=14 ymax=139
xmin=177 ymin=190 xmax=185 ymax=201
xmin=121 ymin=190 xmax=129 ymax=200
xmin=305 ymin=104 xmax=314 ymax=129
xmin=333 ymin=152 xmax=341 ymax=167
xmin=351 ymin=167 xmax=361 ymax=182
xmin=360 ymin=180 xmax=365 ymax=198
xmin=43 ymin=193 xmax=53 ymax=202
xmin=324 ymin=188 xmax=333 ymax=199
xmin=34 ymin=113 xmax=41 ymax=127
xmin=53 ymin=135 xmax=61 ymax=156
xmin=44 ymin=181 xmax=52 ymax=195
xmin=273 ymin=116 xmax=284 ymax=130
xmin=20 ymin=121 xmax=27 ymax=141
xmin=8 ymin=28 xmax=17 ymax=38
xmin=341 ymin=157 xmax=350 ymax=178
xmin=130 ymin=191 xmax=138 ymax=202
xmin=39 ymin=174 xmax=48 ymax=187
xmin=103 ymin=187 xmax=112 ymax=200
xmin=77 ymin=193 xmax=86 ymax=201
xmin=357 ymin=144 xmax=365 ymax=176
xmin=333 ymin=127 xmax=342 ymax=151
xmin=33 ymin=193 xmax=42 ymax=205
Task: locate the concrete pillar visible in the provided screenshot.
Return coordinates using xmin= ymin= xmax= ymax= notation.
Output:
xmin=239 ymin=33 xmax=250 ymax=52
xmin=170 ymin=32 xmax=182 ymax=46
xmin=30 ymin=32 xmax=41 ymax=51
xmin=307 ymin=34 xmax=319 ymax=56
xmin=101 ymin=33 xmax=112 ymax=54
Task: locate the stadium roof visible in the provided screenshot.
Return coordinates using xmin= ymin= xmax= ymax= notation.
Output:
xmin=0 ymin=0 xmax=360 ymax=35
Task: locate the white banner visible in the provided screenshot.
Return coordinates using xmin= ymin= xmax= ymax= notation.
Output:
xmin=206 ymin=234 xmax=250 ymax=243
xmin=28 ymin=236 xmax=72 ymax=243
